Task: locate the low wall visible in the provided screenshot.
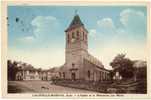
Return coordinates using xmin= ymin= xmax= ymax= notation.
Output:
xmin=53 ymin=79 xmax=147 ymax=94
xmin=53 ymin=79 xmax=112 ymax=93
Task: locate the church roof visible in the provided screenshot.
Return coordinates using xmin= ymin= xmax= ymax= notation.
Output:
xmin=84 ymin=58 xmax=109 ymax=72
xmin=65 ymin=14 xmax=84 ymax=32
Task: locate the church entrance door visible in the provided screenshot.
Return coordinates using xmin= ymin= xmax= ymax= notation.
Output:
xmin=71 ymin=72 xmax=76 ymax=80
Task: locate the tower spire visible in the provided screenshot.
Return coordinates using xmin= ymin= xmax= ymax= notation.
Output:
xmin=65 ymin=10 xmax=84 ymax=32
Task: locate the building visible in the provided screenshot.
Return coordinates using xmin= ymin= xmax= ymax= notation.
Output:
xmin=11 ymin=60 xmax=61 ymax=81
xmin=59 ymin=14 xmax=110 ymax=81
xmin=41 ymin=68 xmax=59 ymax=81
xmin=15 ymin=64 xmax=42 ymax=81
xmin=12 ymin=61 xmax=54 ymax=81
xmin=133 ymin=60 xmax=147 ymax=81
xmin=49 ymin=67 xmax=60 ymax=79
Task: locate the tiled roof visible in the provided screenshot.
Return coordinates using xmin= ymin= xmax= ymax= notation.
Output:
xmin=84 ymin=58 xmax=109 ymax=72
xmin=65 ymin=14 xmax=84 ymax=32
xmin=85 ymin=53 xmax=104 ymax=68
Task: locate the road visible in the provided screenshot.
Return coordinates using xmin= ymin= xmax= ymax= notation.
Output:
xmin=8 ymin=81 xmax=97 ymax=93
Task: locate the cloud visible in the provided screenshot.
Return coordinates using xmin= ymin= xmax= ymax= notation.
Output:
xmin=97 ymin=18 xmax=117 ymax=35
xmin=120 ymin=9 xmax=146 ymax=33
xmin=89 ymin=29 xmax=97 ymax=38
xmin=17 ymin=36 xmax=35 ymax=43
xmin=93 ymin=8 xmax=146 ymax=43
xmin=18 ymin=16 xmax=60 ymax=44
xmin=31 ymin=16 xmax=60 ymax=40
xmin=96 ymin=9 xmax=146 ymax=35
xmin=120 ymin=9 xmax=145 ymax=26
xmin=97 ymin=18 xmax=115 ymax=29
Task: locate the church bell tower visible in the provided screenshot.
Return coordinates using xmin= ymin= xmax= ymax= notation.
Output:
xmin=65 ymin=13 xmax=88 ymax=64
xmin=64 ymin=12 xmax=89 ymax=79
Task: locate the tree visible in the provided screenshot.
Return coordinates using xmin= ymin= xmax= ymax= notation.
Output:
xmin=110 ymin=54 xmax=134 ymax=79
xmin=8 ymin=60 xmax=12 ymax=81
xmin=7 ymin=60 xmax=19 ymax=81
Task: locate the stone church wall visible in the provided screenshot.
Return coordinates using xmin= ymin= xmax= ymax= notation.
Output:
xmin=83 ymin=59 xmax=110 ymax=82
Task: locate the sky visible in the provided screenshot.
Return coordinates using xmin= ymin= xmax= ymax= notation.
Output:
xmin=8 ymin=6 xmax=147 ymax=70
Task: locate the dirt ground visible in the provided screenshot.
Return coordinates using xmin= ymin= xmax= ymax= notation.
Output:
xmin=8 ymin=81 xmax=97 ymax=93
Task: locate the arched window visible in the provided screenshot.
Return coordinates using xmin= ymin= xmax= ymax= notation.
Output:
xmin=88 ymin=70 xmax=90 ymax=79
xmin=72 ymin=32 xmax=75 ymax=38
xmin=77 ymin=31 xmax=79 ymax=39
xmin=72 ymin=63 xmax=75 ymax=67
xmin=63 ymin=72 xmax=65 ymax=79
xmin=59 ymin=72 xmax=61 ymax=78
xmin=100 ymin=72 xmax=102 ymax=81
xmin=83 ymin=32 xmax=85 ymax=40
xmin=85 ymin=34 xmax=87 ymax=41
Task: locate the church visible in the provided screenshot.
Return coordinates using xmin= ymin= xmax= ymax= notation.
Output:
xmin=59 ymin=13 xmax=110 ymax=82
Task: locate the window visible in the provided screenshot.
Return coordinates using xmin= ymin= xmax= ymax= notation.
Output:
xmin=88 ymin=70 xmax=90 ymax=79
xmin=72 ymin=32 xmax=75 ymax=38
xmin=71 ymin=72 xmax=76 ymax=80
xmin=77 ymin=31 xmax=79 ymax=39
xmin=72 ymin=63 xmax=75 ymax=67
xmin=63 ymin=72 xmax=65 ymax=79
xmin=100 ymin=72 xmax=102 ymax=81
xmin=59 ymin=72 xmax=61 ymax=78
xmin=83 ymin=32 xmax=85 ymax=40
xmin=85 ymin=34 xmax=87 ymax=41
